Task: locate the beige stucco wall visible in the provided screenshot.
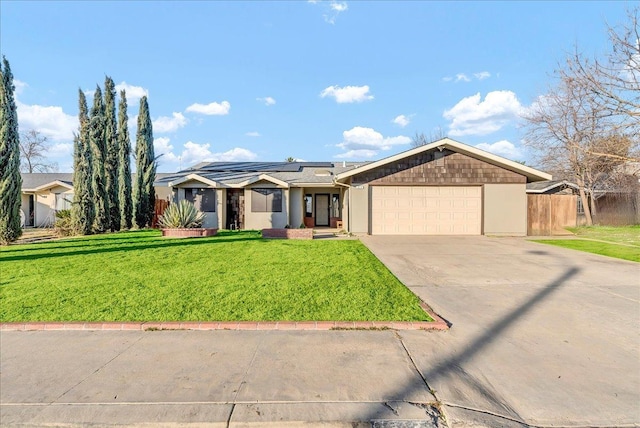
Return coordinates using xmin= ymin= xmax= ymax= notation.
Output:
xmin=349 ymin=184 xmax=369 ymax=234
xmin=216 ymin=189 xmax=226 ymax=230
xmin=173 ymin=184 xmax=219 ymax=229
xmin=244 ymin=183 xmax=288 ymax=230
xmin=31 ymin=186 xmax=74 ymax=227
xmin=483 ymin=183 xmax=527 ymax=236
xmin=154 ymin=186 xmax=172 ymax=201
xmin=289 ymin=187 xmax=303 ymax=228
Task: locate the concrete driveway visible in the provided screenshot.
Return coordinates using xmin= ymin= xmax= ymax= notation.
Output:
xmin=361 ymin=235 xmax=640 ymax=427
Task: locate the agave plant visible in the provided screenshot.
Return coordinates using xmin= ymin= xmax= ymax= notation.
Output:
xmin=158 ymin=200 xmax=206 ymax=228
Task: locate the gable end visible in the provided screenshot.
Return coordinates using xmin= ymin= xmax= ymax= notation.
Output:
xmin=351 ymin=149 xmax=526 ymax=185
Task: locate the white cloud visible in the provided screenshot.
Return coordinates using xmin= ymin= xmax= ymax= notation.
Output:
xmin=185 ymin=101 xmax=231 ymax=115
xmin=179 ymin=142 xmax=258 ymax=166
xmin=443 ymin=71 xmax=492 ymax=83
xmin=335 ymin=149 xmax=378 ymax=159
xmin=257 ymin=96 xmax=276 ymax=106
xmin=14 ymin=79 xmax=28 ymax=95
xmin=154 ymin=137 xmax=178 ymax=162
xmin=312 ymin=0 xmax=348 ymax=24
xmin=330 ymin=1 xmax=348 ymax=12
xmin=152 ymin=112 xmax=188 ymax=133
xmin=475 ymin=140 xmax=522 ymax=160
xmin=114 ymin=81 xmax=148 ymax=102
xmin=443 ymin=91 xmax=523 ymax=136
xmin=320 ymin=85 xmax=373 ymax=103
xmin=17 ymin=101 xmax=77 ymax=142
xmin=245 ymin=131 xmax=261 ymax=137
xmin=392 ymin=114 xmax=411 ymax=128
xmin=335 ymin=126 xmax=410 ymax=158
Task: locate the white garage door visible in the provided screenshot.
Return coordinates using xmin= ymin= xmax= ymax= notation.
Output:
xmin=371 ymin=186 xmax=482 ymax=235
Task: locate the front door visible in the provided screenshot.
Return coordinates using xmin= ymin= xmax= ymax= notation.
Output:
xmin=315 ymin=194 xmax=330 ymax=226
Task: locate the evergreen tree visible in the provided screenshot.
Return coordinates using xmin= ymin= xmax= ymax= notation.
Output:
xmin=117 ymin=90 xmax=133 ymax=229
xmin=90 ymin=85 xmax=110 ymax=232
xmin=104 ymin=76 xmax=120 ymax=231
xmin=71 ymin=90 xmax=94 ymax=235
xmin=134 ymin=96 xmax=156 ymax=228
xmin=0 ymin=56 xmax=22 ymax=244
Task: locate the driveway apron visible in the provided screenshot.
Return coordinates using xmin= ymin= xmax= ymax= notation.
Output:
xmin=361 ymin=235 xmax=640 ymax=428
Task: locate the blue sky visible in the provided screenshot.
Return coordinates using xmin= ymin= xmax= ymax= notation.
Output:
xmin=1 ymin=1 xmax=631 ymax=172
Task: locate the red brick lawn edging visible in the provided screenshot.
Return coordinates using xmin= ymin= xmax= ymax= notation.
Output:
xmin=0 ymin=320 xmax=447 ymax=331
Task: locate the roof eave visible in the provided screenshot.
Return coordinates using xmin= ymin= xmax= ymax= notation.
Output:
xmin=334 ymin=138 xmax=552 ymax=183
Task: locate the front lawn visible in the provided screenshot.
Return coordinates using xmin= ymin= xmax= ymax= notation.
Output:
xmin=0 ymin=230 xmax=431 ymax=322
xmin=534 ymin=225 xmax=640 ymax=262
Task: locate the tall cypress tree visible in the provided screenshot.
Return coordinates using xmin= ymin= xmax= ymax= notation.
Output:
xmin=0 ymin=56 xmax=22 ymax=244
xmin=134 ymin=96 xmax=156 ymax=228
xmin=117 ymin=90 xmax=133 ymax=229
xmin=90 ymin=85 xmax=110 ymax=233
xmin=71 ymin=90 xmax=94 ymax=235
xmin=104 ymin=76 xmax=120 ymax=231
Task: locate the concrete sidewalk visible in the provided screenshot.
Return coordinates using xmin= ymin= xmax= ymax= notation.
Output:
xmin=1 ymin=330 xmax=445 ymax=427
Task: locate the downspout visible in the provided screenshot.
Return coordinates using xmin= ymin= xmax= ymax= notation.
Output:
xmin=333 ymin=179 xmax=351 ymax=233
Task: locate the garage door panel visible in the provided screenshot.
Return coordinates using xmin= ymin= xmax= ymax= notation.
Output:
xmin=372 ymin=186 xmax=481 ymax=235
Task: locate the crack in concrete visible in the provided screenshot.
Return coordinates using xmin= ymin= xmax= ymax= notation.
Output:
xmin=394 ymin=331 xmax=446 ymax=427
xmin=50 ymin=333 xmax=145 ymax=405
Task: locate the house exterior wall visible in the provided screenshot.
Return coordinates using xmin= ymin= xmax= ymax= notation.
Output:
xmin=174 ymin=185 xmax=219 ymax=229
xmin=289 ymin=187 xmax=303 ymax=228
xmin=244 ymin=182 xmax=288 ymax=230
xmin=20 ymin=194 xmax=32 ymax=226
xmin=31 ymin=186 xmax=74 ymax=227
xmin=216 ymin=189 xmax=226 ymax=230
xmin=349 ymin=184 xmax=370 ymax=234
xmin=484 ymin=183 xmax=527 ymax=236
xmin=351 ymin=150 xmax=526 ymax=186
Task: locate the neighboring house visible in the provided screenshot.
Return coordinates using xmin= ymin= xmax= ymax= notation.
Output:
xmin=19 ymin=173 xmax=174 ymax=228
xmin=21 ymin=173 xmax=74 ymax=227
xmin=157 ymin=138 xmax=551 ymax=236
xmin=527 ymin=174 xmax=640 ymax=225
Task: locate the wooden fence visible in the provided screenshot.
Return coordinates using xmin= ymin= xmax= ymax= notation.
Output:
xmin=527 ymin=194 xmax=577 ymax=236
xmin=152 ymin=199 xmax=170 ymax=228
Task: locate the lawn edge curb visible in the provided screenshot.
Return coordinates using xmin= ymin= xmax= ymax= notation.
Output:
xmin=0 ymin=318 xmax=448 ymax=332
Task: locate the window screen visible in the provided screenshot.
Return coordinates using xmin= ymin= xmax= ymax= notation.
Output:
xmin=251 ymin=189 xmax=282 ymax=212
xmin=304 ymin=194 xmax=312 ymax=217
xmin=185 ymin=188 xmax=216 ymax=212
xmin=331 ymin=194 xmax=340 ymax=217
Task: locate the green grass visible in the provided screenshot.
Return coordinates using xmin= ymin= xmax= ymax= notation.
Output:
xmin=0 ymin=230 xmax=431 ymax=322
xmin=565 ymin=225 xmax=640 ymax=246
xmin=535 ymin=225 xmax=640 ymax=262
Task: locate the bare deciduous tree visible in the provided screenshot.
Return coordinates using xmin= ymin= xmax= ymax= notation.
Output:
xmin=565 ymin=7 xmax=640 ymax=136
xmin=19 ymin=129 xmax=58 ymax=173
xmin=411 ymin=127 xmax=447 ymax=147
xmin=522 ymin=73 xmax=631 ymax=225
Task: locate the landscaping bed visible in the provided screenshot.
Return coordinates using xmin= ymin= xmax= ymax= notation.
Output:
xmin=0 ymin=230 xmax=432 ymax=322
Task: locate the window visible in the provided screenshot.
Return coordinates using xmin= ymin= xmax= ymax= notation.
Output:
xmin=185 ymin=188 xmax=216 ymax=212
xmin=577 ymin=197 xmax=584 ymax=215
xmin=304 ymin=194 xmax=312 ymax=217
xmin=55 ymin=193 xmax=73 ymax=211
xmin=251 ymin=188 xmax=282 ymax=212
xmin=331 ymin=194 xmax=340 ymax=217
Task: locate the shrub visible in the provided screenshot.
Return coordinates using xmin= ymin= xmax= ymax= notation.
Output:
xmin=54 ymin=209 xmax=75 ymax=237
xmin=158 ymin=200 xmax=205 ymax=228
